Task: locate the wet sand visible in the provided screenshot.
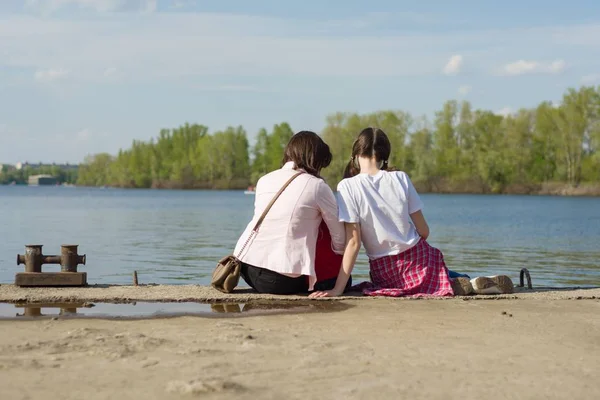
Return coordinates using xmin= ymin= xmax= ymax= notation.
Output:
xmin=0 ymin=285 xmax=599 ymax=399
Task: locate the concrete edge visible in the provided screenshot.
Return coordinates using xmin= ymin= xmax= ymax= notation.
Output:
xmin=0 ymin=284 xmax=598 ymax=304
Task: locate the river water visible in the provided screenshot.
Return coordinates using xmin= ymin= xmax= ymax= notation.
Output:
xmin=1 ymin=186 xmax=599 ymax=287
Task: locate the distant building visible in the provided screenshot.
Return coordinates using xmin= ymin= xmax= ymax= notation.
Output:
xmin=28 ymin=174 xmax=58 ymax=186
xmin=15 ymin=162 xmax=78 ymax=171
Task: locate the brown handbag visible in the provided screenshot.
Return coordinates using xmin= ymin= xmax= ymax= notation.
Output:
xmin=211 ymin=171 xmax=305 ymax=293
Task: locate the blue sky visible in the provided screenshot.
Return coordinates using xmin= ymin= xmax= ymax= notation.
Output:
xmin=1 ymin=0 xmax=599 ymax=164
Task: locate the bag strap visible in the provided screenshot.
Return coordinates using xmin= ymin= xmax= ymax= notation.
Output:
xmin=251 ymin=171 xmax=304 ymax=232
xmin=236 ymin=171 xmax=304 ymax=257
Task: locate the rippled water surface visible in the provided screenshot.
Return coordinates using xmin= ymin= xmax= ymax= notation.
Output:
xmin=1 ymin=186 xmax=599 ymax=287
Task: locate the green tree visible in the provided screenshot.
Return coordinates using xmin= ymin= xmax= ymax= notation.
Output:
xmin=406 ymin=124 xmax=435 ymax=185
xmin=471 ymin=111 xmax=507 ymax=192
xmin=432 ymin=100 xmax=460 ymax=180
xmin=251 ymin=128 xmax=270 ymax=184
xmin=68 ymin=85 xmax=600 ymax=193
xmin=553 ymin=87 xmax=600 ymax=185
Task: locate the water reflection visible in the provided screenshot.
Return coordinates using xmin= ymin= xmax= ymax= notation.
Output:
xmin=210 ymin=301 xmax=350 ymax=314
xmin=12 ymin=302 xmax=94 ymax=317
xmin=2 ymin=300 xmax=351 ymax=319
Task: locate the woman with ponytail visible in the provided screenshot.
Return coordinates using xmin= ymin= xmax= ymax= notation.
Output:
xmin=310 ymin=127 xmax=514 ymax=297
xmin=310 ymin=127 xmax=456 ymax=298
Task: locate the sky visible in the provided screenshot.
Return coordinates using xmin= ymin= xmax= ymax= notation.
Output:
xmin=1 ymin=0 xmax=599 ymax=164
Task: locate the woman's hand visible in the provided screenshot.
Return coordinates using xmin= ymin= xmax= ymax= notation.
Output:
xmin=308 ymin=288 xmax=343 ymax=298
xmin=309 ymin=223 xmax=361 ymax=299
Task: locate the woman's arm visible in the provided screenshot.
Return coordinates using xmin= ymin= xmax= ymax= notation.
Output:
xmin=409 ymin=210 xmax=429 ymax=240
xmin=398 ymin=171 xmax=428 ymax=239
xmin=309 ymin=222 xmax=361 ymax=298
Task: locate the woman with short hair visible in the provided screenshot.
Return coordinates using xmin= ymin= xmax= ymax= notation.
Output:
xmin=234 ymin=130 xmax=346 ymax=294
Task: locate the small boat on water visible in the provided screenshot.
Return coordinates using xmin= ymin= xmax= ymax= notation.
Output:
xmin=244 ymin=185 xmax=255 ymax=195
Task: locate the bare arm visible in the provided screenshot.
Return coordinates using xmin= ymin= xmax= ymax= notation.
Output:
xmin=309 ymin=223 xmax=361 ymax=298
xmin=410 ymin=210 xmax=429 ymax=240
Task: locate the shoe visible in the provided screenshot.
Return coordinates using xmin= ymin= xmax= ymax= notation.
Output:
xmin=451 ymin=277 xmax=474 ymax=296
xmin=471 ymin=275 xmax=514 ymax=295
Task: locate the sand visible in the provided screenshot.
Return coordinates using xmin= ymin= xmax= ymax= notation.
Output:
xmin=1 ymin=283 xmax=599 ymax=303
xmin=0 ymin=284 xmax=599 ymax=400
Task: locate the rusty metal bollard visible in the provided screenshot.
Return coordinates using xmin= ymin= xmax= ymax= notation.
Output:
xmin=59 ymin=245 xmax=86 ymax=272
xmin=17 ymin=244 xmax=86 ymax=272
xmin=16 ymin=244 xmax=88 ymax=287
xmin=16 ymin=245 xmax=44 ymax=273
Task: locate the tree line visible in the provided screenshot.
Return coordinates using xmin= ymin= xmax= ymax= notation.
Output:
xmin=72 ymin=85 xmax=600 ymax=193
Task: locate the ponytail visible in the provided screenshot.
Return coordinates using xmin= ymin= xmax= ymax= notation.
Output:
xmin=343 ymin=157 xmax=360 ymax=179
xmin=343 ymin=127 xmax=392 ymax=179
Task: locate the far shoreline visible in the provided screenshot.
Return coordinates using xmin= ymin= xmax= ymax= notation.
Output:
xmin=3 ymin=182 xmax=600 ymax=197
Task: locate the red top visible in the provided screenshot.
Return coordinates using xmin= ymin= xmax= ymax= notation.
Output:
xmin=314 ymin=221 xmax=344 ymax=282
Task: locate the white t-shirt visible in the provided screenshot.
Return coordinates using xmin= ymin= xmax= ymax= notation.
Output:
xmin=336 ymin=170 xmax=424 ymax=260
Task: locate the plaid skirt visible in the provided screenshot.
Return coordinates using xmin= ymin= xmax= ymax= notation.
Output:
xmin=352 ymin=239 xmax=454 ymax=297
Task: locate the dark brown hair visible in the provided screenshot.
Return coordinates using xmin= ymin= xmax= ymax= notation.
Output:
xmin=343 ymin=127 xmax=391 ymax=178
xmin=282 ymin=131 xmax=332 ymax=177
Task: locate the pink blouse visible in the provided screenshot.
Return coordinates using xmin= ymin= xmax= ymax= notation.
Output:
xmin=234 ymin=162 xmax=345 ymax=290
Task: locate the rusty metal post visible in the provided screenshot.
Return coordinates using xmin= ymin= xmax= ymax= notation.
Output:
xmin=23 ymin=307 xmax=42 ymax=317
xmin=60 ymin=244 xmax=86 ymax=272
xmin=59 ymin=307 xmax=78 ymax=315
xmin=16 ymin=245 xmax=44 ymax=273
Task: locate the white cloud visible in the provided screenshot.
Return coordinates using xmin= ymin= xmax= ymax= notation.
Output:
xmin=217 ymin=85 xmax=265 ymax=92
xmin=547 ymin=59 xmax=566 ymax=73
xmin=499 ymin=59 xmax=567 ymax=76
xmin=170 ymin=0 xmax=195 ymax=9
xmin=34 ymin=68 xmax=69 ymax=82
xmin=443 ymin=55 xmax=463 ymax=75
xmin=103 ymin=67 xmax=117 ymax=77
xmin=143 ymin=0 xmax=157 ymax=13
xmin=495 ymin=107 xmax=513 ymax=117
xmin=322 ymin=11 xmax=436 ymax=31
xmin=457 ymin=85 xmax=471 ymax=96
xmin=192 ymin=84 xmax=278 ymax=93
xmin=0 ymin=13 xmax=597 ymax=83
xmin=502 ymin=60 xmax=537 ymax=75
xmin=550 ymin=25 xmax=600 ymax=46
xmin=581 ymin=73 xmax=600 ymax=84
xmin=76 ymin=128 xmax=91 ymax=141
xmin=24 ymin=0 xmax=157 ymax=13
xmin=0 ymin=14 xmax=454 ymax=79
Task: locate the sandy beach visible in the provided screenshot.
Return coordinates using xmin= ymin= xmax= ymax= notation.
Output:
xmin=0 ymin=285 xmax=599 ymax=400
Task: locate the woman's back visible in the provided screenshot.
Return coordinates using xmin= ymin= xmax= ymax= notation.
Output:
xmin=234 ymin=161 xmax=345 ymax=285
xmin=336 ymin=170 xmax=423 ymax=259
xmin=309 ymin=127 xmax=454 ymax=299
